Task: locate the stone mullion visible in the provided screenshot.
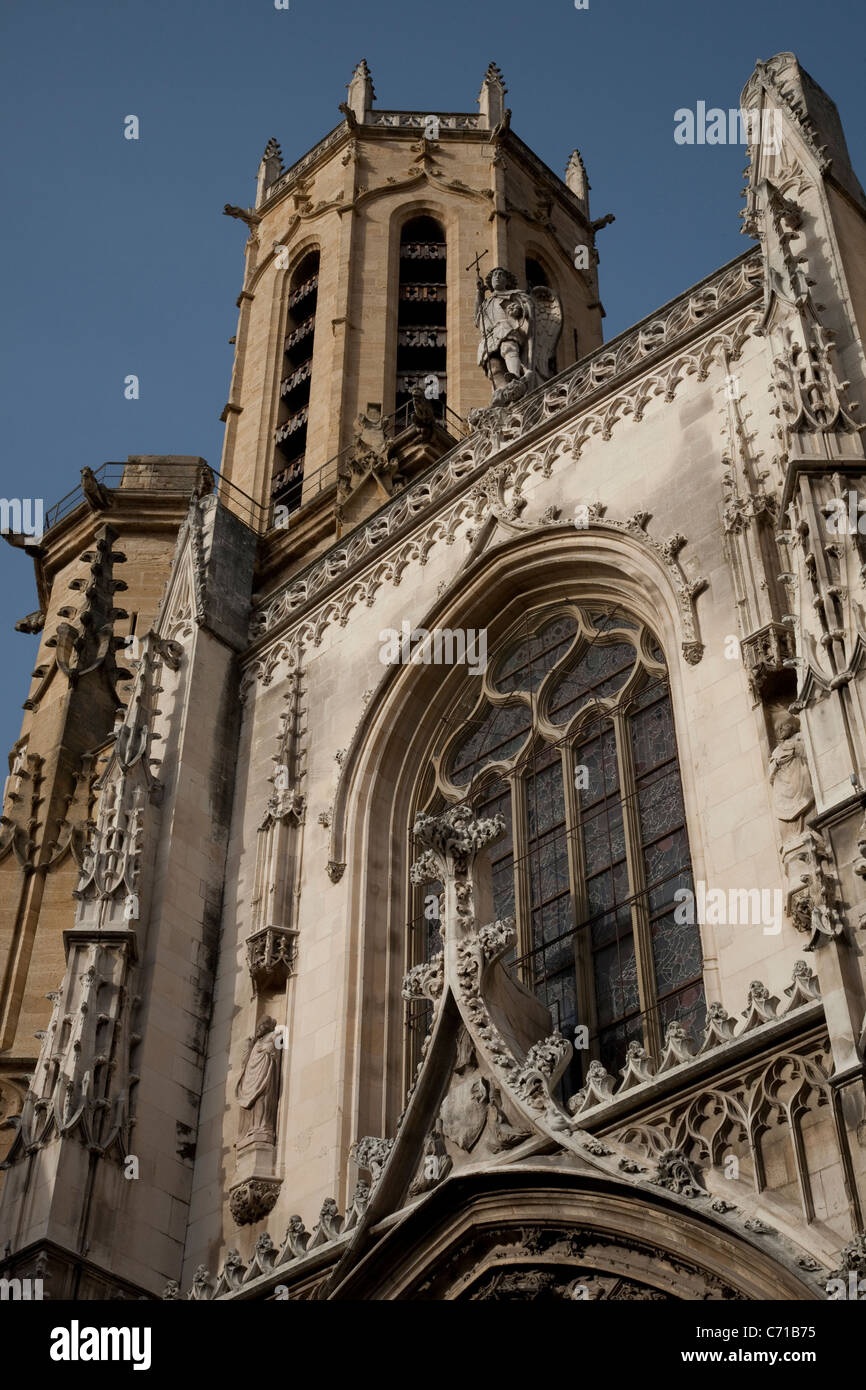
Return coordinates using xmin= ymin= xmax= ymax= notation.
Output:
xmin=561 ymin=738 xmax=596 ymax=1070
xmin=509 ymin=768 xmax=533 ymax=987
xmin=613 ymin=704 xmax=660 ymax=1060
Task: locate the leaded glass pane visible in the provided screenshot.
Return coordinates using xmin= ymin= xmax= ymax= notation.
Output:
xmin=638 ymin=767 xmax=685 ymax=843
xmin=549 ymin=641 xmax=636 ymax=725
xmin=630 ymin=692 xmax=677 ymax=775
xmin=493 ymin=616 xmax=578 ymax=693
xmin=651 ymin=906 xmax=703 ymax=995
xmin=449 ymin=702 xmax=531 ymax=785
xmin=593 ymin=932 xmax=639 ymax=1025
xmin=658 ymin=980 xmax=707 ymax=1044
xmin=590 ymin=612 xmax=639 ymax=633
xmin=478 ymin=783 xmax=514 ymax=924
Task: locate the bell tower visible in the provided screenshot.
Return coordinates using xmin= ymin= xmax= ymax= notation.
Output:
xmin=218 ymin=61 xmax=607 ymax=570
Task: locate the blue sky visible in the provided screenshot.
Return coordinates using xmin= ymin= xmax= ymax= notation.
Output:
xmin=1 ymin=0 xmax=865 ymax=759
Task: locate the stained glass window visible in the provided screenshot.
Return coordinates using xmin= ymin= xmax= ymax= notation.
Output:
xmin=410 ymin=603 xmax=705 ymax=1085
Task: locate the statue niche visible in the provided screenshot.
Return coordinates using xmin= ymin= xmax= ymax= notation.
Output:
xmin=236 ymin=1015 xmax=282 ymax=1148
xmin=768 ymin=715 xmax=814 ymax=841
xmin=474 ymin=266 xmax=562 ymax=407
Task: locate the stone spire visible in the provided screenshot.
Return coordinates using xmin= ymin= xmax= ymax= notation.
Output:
xmin=478 ymin=62 xmax=508 ymax=129
xmin=257 ymin=138 xmax=284 ymax=206
xmin=346 ymin=59 xmax=375 ymax=123
xmin=565 ymin=149 xmax=590 ymax=218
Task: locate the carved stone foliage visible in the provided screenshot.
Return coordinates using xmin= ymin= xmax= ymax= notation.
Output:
xmin=228 ymin=1176 xmax=282 ymax=1226
xmin=467 ymin=1266 xmax=670 ymax=1300
xmin=411 ymin=1224 xmax=742 ymax=1301
xmin=247 ymin=255 xmax=761 ymax=651
xmin=351 ymin=1135 xmax=393 ymax=1187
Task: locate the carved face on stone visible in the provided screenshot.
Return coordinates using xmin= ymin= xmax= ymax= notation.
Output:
xmin=255 ymin=1016 xmax=277 ymax=1040
xmin=776 ymin=715 xmax=800 ymax=742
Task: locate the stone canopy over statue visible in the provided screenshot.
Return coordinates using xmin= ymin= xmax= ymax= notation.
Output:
xmin=474 ymin=266 xmax=563 ymax=407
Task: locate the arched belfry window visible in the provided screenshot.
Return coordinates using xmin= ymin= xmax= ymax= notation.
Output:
xmin=408 ymin=603 xmax=705 ymax=1086
xmin=396 ymin=216 xmax=446 ymax=418
xmin=273 ymin=248 xmax=319 ymax=517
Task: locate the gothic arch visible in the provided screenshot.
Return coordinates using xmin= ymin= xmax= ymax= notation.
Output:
xmin=328 ymin=1166 xmax=820 ymax=1300
xmin=329 ymin=525 xmax=716 ymax=1164
xmin=383 ymin=198 xmax=461 ymax=419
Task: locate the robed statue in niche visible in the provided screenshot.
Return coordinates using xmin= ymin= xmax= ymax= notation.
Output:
xmin=768 ymin=715 xmax=814 ymax=837
xmin=474 ymin=266 xmax=563 ymax=407
xmin=236 ymin=1015 xmax=282 ymax=1147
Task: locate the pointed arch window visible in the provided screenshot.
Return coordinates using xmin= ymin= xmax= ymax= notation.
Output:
xmin=408 ymin=603 xmax=705 ymax=1087
xmin=273 ymin=248 xmax=319 ymax=517
xmin=396 ymin=216 xmax=447 ymax=418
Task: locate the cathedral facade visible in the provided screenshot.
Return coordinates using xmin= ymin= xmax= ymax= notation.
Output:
xmin=2 ymin=52 xmax=866 ymax=1301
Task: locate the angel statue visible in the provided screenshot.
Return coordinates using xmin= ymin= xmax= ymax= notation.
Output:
xmin=474 ymin=266 xmax=562 ymax=407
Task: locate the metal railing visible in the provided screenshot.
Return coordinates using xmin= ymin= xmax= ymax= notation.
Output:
xmin=41 ymin=400 xmax=469 ymax=540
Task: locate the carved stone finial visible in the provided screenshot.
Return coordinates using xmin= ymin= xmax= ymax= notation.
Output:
xmin=658 ymin=1021 xmax=695 ymax=1072
xmin=350 ymin=1135 xmax=393 ymax=1187
xmin=567 ymin=1058 xmax=616 ymax=1115
xmin=618 ymin=1038 xmax=656 ymax=1091
xmin=565 ymin=149 xmax=589 ymax=216
xmin=308 ymin=1197 xmax=343 ymax=1248
xmin=783 ymin=959 xmax=820 ymax=1010
xmin=55 ymin=524 xmax=128 ymax=687
xmin=478 ymin=62 xmax=507 ymax=129
xmin=697 ymin=1000 xmax=737 ymax=1053
xmin=278 ymin=1215 xmax=310 ymax=1262
xmin=740 ymin=980 xmax=779 ymax=1032
xmin=346 ymin=59 xmax=375 ymax=122
xmin=412 ymin=803 xmax=505 ymax=879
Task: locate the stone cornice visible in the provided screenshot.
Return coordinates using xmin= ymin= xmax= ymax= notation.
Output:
xmin=245 ymin=249 xmax=762 ymax=663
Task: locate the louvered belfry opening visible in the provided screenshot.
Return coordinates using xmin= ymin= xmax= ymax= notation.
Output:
xmin=396 ymin=216 xmax=447 ymax=418
xmin=273 ymin=248 xmax=319 ymax=516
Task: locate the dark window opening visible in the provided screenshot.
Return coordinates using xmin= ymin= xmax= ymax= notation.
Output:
xmin=273 ymin=248 xmax=319 ymax=518
xmin=396 ymin=216 xmax=446 ymax=418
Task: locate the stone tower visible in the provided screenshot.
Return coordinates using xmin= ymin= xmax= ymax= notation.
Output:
xmin=220 ymin=60 xmax=604 ymax=563
xmin=3 ymin=54 xmax=866 ymax=1304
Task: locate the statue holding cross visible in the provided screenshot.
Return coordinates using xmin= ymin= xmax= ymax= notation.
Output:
xmin=468 ymin=251 xmax=563 ymax=407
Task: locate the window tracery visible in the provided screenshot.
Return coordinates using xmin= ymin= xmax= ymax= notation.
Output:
xmin=409 ymin=602 xmax=705 ymax=1085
